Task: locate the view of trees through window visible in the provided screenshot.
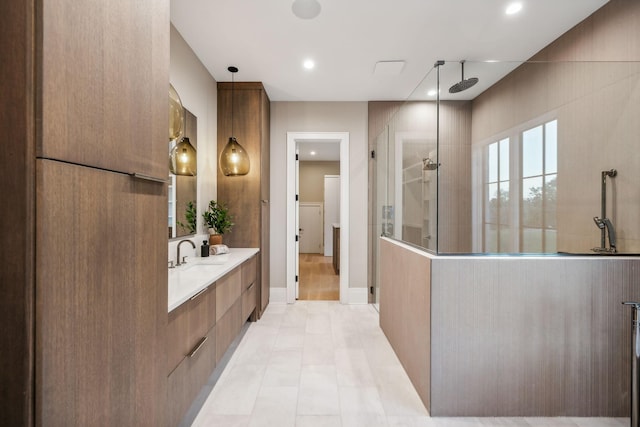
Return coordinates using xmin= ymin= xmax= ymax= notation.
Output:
xmin=483 ymin=119 xmax=557 ymax=253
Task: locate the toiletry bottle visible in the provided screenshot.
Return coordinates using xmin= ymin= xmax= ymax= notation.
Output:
xmin=201 ymin=240 xmax=210 ymax=257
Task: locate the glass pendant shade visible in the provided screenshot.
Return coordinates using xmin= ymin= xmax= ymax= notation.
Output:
xmin=220 ymin=137 xmax=250 ymax=176
xmin=169 ymin=84 xmax=185 ymax=142
xmin=170 ymin=137 xmax=197 ymax=176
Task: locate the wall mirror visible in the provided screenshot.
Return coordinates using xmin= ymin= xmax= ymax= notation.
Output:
xmin=168 ymin=108 xmax=197 ymax=239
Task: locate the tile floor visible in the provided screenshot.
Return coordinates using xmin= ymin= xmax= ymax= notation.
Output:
xmin=191 ymin=301 xmax=629 ymax=427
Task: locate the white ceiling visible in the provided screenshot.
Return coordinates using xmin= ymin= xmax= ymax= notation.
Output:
xmin=170 ymin=0 xmax=609 ymax=102
xmin=298 ymin=140 xmax=340 ymax=161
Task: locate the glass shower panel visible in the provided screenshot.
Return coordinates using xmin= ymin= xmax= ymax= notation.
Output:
xmin=371 ymin=59 xmax=640 ymax=257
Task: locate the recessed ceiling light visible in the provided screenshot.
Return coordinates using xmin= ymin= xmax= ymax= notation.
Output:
xmin=505 ymin=2 xmax=523 ymax=15
xmin=292 ymin=0 xmax=321 ymax=19
xmin=427 ymin=89 xmax=438 ymax=97
xmin=310 ymin=151 xmax=316 ymax=156
xmin=303 ymin=59 xmax=315 ymax=70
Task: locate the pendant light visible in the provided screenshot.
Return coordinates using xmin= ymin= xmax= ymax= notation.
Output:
xmin=219 ymin=66 xmax=250 ymax=176
xmin=169 ymin=83 xmax=197 ymax=176
xmin=169 ymin=137 xmax=197 ymax=175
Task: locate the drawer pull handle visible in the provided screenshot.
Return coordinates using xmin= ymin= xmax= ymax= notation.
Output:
xmin=131 ymin=172 xmax=168 ymax=183
xmin=189 ymin=287 xmax=208 ymax=301
xmin=246 ymin=282 xmax=255 ymax=291
xmin=187 ymin=336 xmax=208 ymax=358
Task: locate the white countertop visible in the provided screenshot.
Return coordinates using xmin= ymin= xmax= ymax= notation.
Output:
xmin=168 ymin=248 xmax=259 ymax=312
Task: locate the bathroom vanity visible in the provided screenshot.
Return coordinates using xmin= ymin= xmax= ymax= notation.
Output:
xmin=166 ymin=248 xmax=259 ymax=426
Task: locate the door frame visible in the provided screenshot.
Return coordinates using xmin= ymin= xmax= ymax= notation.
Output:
xmin=287 ymin=132 xmax=349 ymax=304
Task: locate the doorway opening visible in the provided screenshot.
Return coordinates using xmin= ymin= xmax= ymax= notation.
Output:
xmin=286 ymin=132 xmax=349 ymax=304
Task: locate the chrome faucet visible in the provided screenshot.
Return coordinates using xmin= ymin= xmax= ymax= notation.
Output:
xmin=176 ymin=239 xmax=196 ymax=266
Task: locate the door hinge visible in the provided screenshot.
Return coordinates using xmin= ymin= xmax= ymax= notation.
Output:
xmin=295 ymin=194 xmax=299 ymax=201
xmin=296 ymin=154 xmax=299 ymax=161
xmin=295 ymin=235 xmax=299 ymax=242
xmin=370 ymin=286 xmax=374 ymax=295
xmin=371 ymin=150 xmax=376 ymax=159
xmin=295 ymin=275 xmax=299 ymax=282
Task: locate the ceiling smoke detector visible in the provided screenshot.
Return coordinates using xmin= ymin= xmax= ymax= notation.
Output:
xmin=292 ymin=0 xmax=321 ymax=19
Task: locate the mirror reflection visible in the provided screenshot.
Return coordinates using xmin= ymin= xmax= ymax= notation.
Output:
xmin=168 ymin=108 xmax=197 ymax=239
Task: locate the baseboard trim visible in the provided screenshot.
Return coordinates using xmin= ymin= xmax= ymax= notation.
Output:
xmin=348 ymin=287 xmax=368 ymax=304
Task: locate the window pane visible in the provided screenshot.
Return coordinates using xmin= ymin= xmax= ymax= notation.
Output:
xmin=488 ymin=142 xmax=498 ymax=182
xmin=486 ymin=183 xmax=498 ymax=224
xmin=499 ymin=182 xmax=509 ymax=225
xmin=545 ymin=229 xmax=557 ymax=253
xmin=544 ymin=175 xmax=557 ymax=228
xmin=545 ymin=120 xmax=557 ymax=174
xmin=499 ymin=226 xmax=511 ymax=253
xmin=522 ymin=176 xmax=543 ymax=227
xmin=522 ymin=126 xmax=543 ymax=177
xmin=522 ymin=228 xmax=543 ymax=253
xmin=499 ymin=138 xmax=509 ymax=181
xmin=485 ymin=223 xmax=498 ymax=252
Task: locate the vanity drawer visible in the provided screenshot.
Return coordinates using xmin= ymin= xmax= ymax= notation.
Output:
xmin=215 ymin=266 xmax=241 ymax=322
xmin=167 ymin=285 xmax=214 ymax=375
xmin=216 ymin=300 xmax=241 ymax=363
xmin=241 ymin=255 xmax=257 ymax=290
xmin=242 ymin=282 xmax=257 ymax=322
xmin=167 ymin=325 xmax=216 ymax=427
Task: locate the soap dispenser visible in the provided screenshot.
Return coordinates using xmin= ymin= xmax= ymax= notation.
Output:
xmin=200 ymin=240 xmax=210 ymax=257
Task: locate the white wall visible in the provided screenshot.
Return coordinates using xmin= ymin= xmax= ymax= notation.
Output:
xmin=170 ymin=24 xmax=217 ymax=238
xmin=168 ymin=25 xmax=218 ymax=262
xmin=270 ymin=102 xmax=368 ymax=291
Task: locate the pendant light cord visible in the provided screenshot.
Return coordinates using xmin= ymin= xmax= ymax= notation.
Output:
xmin=231 ymin=71 xmax=234 ymax=137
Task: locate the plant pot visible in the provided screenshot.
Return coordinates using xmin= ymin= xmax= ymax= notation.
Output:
xmin=209 ymin=234 xmax=222 ymax=245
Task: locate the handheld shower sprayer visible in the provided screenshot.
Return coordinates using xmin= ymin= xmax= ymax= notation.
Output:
xmin=592 ymin=168 xmax=618 ymax=253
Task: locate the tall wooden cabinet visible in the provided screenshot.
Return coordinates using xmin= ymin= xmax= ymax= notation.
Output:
xmin=217 ymin=82 xmax=271 ymax=317
xmin=1 ymin=0 xmax=169 ymax=425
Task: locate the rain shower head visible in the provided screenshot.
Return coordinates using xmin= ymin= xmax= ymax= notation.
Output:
xmin=423 ymin=158 xmax=438 ymax=171
xmin=449 ymin=60 xmax=478 ymax=94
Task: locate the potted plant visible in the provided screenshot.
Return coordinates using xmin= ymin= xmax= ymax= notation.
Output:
xmin=202 ymin=200 xmax=233 ymax=245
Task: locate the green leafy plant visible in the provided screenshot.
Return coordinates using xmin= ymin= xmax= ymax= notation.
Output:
xmin=202 ymin=200 xmax=234 ymax=235
xmin=177 ymin=200 xmax=197 ymax=234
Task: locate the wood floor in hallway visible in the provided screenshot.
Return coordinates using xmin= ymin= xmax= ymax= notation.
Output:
xmin=299 ymin=253 xmax=339 ymax=301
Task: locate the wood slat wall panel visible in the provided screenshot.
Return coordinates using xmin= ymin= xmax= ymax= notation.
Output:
xmin=430 ymin=255 xmax=640 ymax=416
xmin=0 ymin=0 xmax=35 ymax=424
xmin=379 ymin=238 xmax=431 ymax=411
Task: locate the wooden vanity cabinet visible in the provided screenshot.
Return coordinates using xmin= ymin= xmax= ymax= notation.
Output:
xmin=167 ymin=255 xmax=257 ymax=426
xmin=215 ymin=266 xmax=242 ymax=363
xmin=242 ymin=255 xmax=258 ymax=321
xmin=166 ymin=325 xmax=216 ymax=427
xmin=217 ymin=83 xmax=270 ymax=318
xmin=167 ymin=285 xmax=215 ymax=375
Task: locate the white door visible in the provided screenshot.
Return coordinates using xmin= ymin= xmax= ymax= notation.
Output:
xmin=299 ymin=203 xmax=323 ymax=254
xmin=324 ymin=175 xmax=340 ymax=257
